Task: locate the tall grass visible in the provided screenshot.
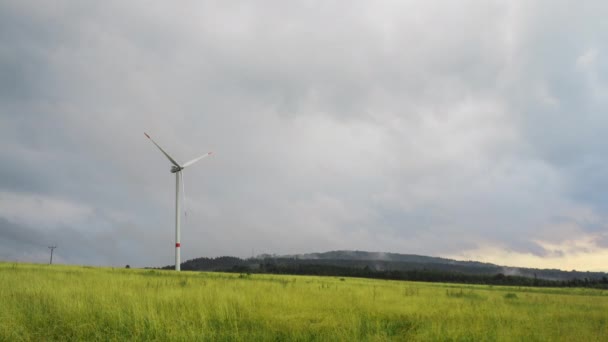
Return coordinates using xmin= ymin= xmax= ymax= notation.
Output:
xmin=1 ymin=262 xmax=607 ymax=341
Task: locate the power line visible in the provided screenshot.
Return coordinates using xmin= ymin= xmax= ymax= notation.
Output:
xmin=48 ymin=245 xmax=57 ymax=265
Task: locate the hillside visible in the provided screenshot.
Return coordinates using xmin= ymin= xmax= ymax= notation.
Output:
xmin=282 ymin=250 xmax=608 ymax=281
xmin=165 ymin=250 xmax=608 ymax=283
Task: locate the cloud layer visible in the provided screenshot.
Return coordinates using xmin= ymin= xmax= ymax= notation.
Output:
xmin=1 ymin=1 xmax=608 ymax=270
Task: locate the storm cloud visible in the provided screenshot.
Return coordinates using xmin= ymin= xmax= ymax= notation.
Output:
xmin=1 ymin=1 xmax=608 ymax=270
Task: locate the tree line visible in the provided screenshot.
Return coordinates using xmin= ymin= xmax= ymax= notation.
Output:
xmin=160 ymin=256 xmax=608 ymax=289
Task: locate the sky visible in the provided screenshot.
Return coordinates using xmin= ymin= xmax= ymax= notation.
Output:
xmin=1 ymin=1 xmax=608 ymax=271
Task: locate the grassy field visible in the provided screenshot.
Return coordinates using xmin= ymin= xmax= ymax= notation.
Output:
xmin=1 ymin=263 xmax=607 ymax=341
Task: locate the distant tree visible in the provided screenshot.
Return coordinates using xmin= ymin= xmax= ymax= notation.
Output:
xmin=494 ymin=273 xmax=505 ymax=281
xmin=125 ymin=265 xmax=131 ymax=269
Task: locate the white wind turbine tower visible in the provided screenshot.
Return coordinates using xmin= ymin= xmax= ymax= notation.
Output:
xmin=145 ymin=132 xmax=213 ymax=271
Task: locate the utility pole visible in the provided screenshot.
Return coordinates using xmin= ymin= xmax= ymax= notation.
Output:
xmin=48 ymin=245 xmax=57 ymax=265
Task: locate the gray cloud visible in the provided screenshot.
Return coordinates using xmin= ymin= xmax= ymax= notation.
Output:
xmin=1 ymin=1 xmax=608 ymax=269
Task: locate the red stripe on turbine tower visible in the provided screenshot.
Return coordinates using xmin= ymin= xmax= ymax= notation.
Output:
xmin=176 ymin=243 xmax=181 ymax=247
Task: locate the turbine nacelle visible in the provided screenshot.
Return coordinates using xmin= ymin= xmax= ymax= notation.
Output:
xmin=144 ymin=132 xmax=212 ymax=172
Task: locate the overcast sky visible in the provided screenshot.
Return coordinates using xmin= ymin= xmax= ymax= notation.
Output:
xmin=1 ymin=1 xmax=608 ymax=271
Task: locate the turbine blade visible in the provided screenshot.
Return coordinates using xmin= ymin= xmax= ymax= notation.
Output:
xmin=144 ymin=132 xmax=181 ymax=167
xmin=182 ymin=152 xmax=213 ymax=168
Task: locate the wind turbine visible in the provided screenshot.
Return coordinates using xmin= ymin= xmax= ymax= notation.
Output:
xmin=145 ymin=132 xmax=213 ymax=271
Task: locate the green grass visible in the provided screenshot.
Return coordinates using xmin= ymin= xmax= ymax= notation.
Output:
xmin=1 ymin=263 xmax=607 ymax=341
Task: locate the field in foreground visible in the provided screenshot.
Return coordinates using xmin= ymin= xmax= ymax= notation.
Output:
xmin=1 ymin=263 xmax=607 ymax=341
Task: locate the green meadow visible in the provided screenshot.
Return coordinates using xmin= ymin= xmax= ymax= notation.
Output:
xmin=1 ymin=263 xmax=607 ymax=341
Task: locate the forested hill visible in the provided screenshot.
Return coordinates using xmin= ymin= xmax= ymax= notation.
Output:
xmin=160 ymin=250 xmax=608 ymax=284
xmin=276 ymin=250 xmax=608 ymax=281
xmin=284 ymin=250 xmax=494 ymax=267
